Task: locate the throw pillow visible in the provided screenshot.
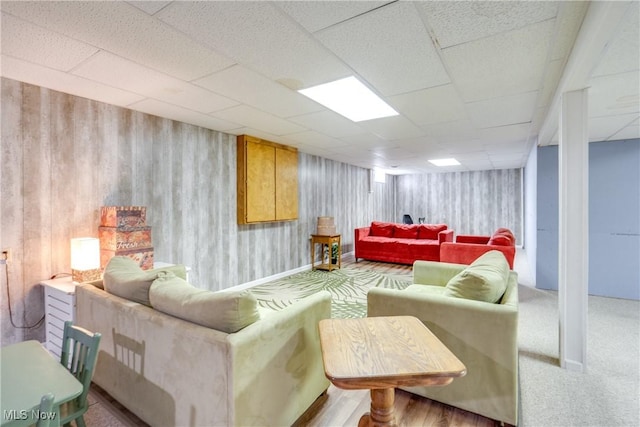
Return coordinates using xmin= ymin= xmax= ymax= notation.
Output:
xmin=370 ymin=221 xmax=395 ymax=238
xmin=417 ymin=224 xmax=447 ymax=240
xmin=149 ymin=272 xmax=260 ymax=333
xmin=443 ymin=250 xmax=509 ymax=303
xmin=103 ymin=256 xmax=187 ymax=306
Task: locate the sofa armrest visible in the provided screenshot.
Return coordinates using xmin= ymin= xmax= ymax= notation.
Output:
xmin=440 ymin=242 xmax=516 ymax=269
xmin=368 ymin=279 xmax=519 ymax=425
xmin=227 ymin=291 xmax=332 ymax=426
xmin=368 ymin=287 xmax=517 ymax=357
xmin=456 ymin=234 xmax=490 ymax=244
xmin=355 ymin=226 xmax=371 ymax=241
xmin=438 ymin=229 xmax=454 ymax=244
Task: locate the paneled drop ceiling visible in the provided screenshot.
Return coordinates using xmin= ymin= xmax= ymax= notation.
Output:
xmin=1 ymin=1 xmax=638 ymax=174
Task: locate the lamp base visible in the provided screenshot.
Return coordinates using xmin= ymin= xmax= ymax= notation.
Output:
xmin=71 ymin=268 xmax=102 ymax=283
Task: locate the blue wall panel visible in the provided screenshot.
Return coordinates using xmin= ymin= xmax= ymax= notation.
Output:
xmin=536 ymin=139 xmax=640 ymax=299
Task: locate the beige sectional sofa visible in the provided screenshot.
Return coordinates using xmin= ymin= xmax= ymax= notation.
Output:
xmin=367 ymin=251 xmax=519 ymax=425
xmin=76 ymin=258 xmax=331 ymax=427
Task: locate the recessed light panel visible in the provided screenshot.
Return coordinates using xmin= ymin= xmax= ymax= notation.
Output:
xmin=298 ymin=76 xmax=399 ymax=122
xmin=428 ymin=158 xmax=461 ymax=166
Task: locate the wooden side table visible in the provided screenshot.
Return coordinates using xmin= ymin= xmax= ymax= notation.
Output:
xmin=310 ymin=234 xmax=341 ymax=271
xmin=318 ymin=316 xmax=466 ymax=427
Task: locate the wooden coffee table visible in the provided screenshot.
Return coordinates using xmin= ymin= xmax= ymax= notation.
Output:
xmin=318 ymin=316 xmax=466 ymax=427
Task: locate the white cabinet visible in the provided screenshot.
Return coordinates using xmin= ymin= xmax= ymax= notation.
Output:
xmin=41 ymin=277 xmax=76 ymax=359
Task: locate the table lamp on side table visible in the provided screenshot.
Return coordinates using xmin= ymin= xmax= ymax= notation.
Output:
xmin=70 ymin=237 xmax=101 ymax=283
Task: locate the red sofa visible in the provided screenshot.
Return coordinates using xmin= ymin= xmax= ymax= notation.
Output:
xmin=440 ymin=228 xmax=516 ymax=268
xmin=355 ymin=221 xmax=454 ymax=265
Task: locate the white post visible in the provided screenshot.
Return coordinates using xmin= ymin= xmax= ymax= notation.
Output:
xmin=558 ymin=88 xmax=589 ymax=371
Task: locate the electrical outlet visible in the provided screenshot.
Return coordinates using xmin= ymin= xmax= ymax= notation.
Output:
xmin=1 ymin=248 xmax=11 ymax=263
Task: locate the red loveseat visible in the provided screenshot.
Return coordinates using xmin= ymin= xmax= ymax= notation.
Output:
xmin=355 ymin=221 xmax=454 ymax=265
xmin=440 ymin=228 xmax=516 ymax=268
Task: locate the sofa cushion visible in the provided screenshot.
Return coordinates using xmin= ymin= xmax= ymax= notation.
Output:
xmin=149 ymin=272 xmax=260 ymax=333
xmin=488 ymin=235 xmax=512 ymax=246
xmin=443 ymin=250 xmax=509 ymax=303
xmin=493 ymin=228 xmax=516 ymax=245
xmin=418 ymin=224 xmax=447 ymax=240
xmin=370 ymin=221 xmax=395 ymax=238
xmin=394 ymin=224 xmax=419 ymax=239
xmin=103 ymin=256 xmax=187 ymax=306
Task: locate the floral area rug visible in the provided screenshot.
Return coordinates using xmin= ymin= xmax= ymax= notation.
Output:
xmin=249 ymin=267 xmax=412 ymax=318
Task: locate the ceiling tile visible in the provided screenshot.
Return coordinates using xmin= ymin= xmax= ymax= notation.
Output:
xmin=337 ymin=133 xmax=389 ymax=148
xmin=0 ymin=55 xmax=145 ymax=107
xmin=128 ymin=98 xmax=242 ymax=132
xmin=358 ymin=115 xmax=426 ymax=140
xmin=388 ymin=84 xmax=467 ymax=126
xmin=282 ymin=130 xmax=344 ymax=149
xmin=127 ymin=1 xmax=171 ymax=16
xmin=316 ymin=1 xmax=450 ymax=96
xmin=589 ymin=71 xmax=640 ymax=118
xmin=443 ymin=19 xmax=555 ymax=102
xmin=157 ymin=1 xmax=350 ymax=88
xmin=1 ymin=13 xmax=98 ymax=71
xmin=418 ymin=1 xmax=557 ymax=48
xmin=1 ymin=1 xmax=233 ymax=81
xmin=477 ymin=123 xmax=532 ymax=145
xmin=288 ymin=111 xmax=365 ymax=138
xmin=194 ymin=65 xmax=321 ymax=118
xmin=466 ymin=91 xmax=538 ymax=129
xmin=212 ymin=105 xmax=306 ymax=136
xmin=590 ymin=114 xmax=640 ymax=141
xmin=72 ymin=51 xmax=238 ymax=113
xmin=276 ymin=1 xmax=390 ymax=33
xmin=421 ymin=120 xmax=476 ymax=142
xmin=607 ymin=117 xmax=639 ymax=141
xmin=591 ymin=2 xmax=640 ymax=77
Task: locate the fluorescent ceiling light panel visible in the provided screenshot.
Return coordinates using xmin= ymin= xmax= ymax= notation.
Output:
xmin=298 ymin=76 xmax=399 ymax=122
xmin=428 ymin=158 xmax=461 ymax=166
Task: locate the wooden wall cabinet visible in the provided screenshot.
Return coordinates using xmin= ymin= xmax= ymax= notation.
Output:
xmin=237 ymin=135 xmax=298 ymax=224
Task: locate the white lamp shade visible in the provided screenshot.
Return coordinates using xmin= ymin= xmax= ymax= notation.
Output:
xmin=70 ymin=237 xmax=100 ymax=270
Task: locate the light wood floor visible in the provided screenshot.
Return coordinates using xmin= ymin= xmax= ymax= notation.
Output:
xmin=87 ymin=256 xmax=502 ymax=426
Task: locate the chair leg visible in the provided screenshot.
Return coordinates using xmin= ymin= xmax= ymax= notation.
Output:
xmin=75 ymin=416 xmax=86 ymax=427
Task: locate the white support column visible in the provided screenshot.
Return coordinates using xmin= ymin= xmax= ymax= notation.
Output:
xmin=558 ymin=88 xmax=589 ymax=372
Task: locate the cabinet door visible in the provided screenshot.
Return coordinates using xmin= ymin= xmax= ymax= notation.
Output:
xmin=276 ymin=147 xmax=298 ymax=220
xmin=246 ymin=140 xmax=276 ymax=222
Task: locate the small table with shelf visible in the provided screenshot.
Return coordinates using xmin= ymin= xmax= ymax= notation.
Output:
xmin=310 ymin=234 xmax=341 ymax=271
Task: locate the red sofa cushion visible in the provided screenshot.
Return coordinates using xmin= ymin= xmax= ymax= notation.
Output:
xmin=406 ymin=239 xmax=440 ymax=260
xmin=394 ymin=224 xmax=419 ymax=239
xmin=488 ymin=235 xmax=512 ymax=246
xmin=418 ymin=224 xmax=447 ymax=240
xmin=370 ymin=221 xmax=394 ymax=238
xmin=491 ymin=228 xmax=515 ymax=245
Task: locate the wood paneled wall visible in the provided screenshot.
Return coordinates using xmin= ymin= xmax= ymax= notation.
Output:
xmin=0 ymin=78 xmax=395 ymax=344
xmin=396 ymin=169 xmax=523 ymax=243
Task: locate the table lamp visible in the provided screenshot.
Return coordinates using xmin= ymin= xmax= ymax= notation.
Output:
xmin=70 ymin=237 xmax=101 ymax=282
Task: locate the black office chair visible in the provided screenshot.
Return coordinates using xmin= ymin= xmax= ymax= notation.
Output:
xmin=402 ymin=214 xmax=413 ymax=224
